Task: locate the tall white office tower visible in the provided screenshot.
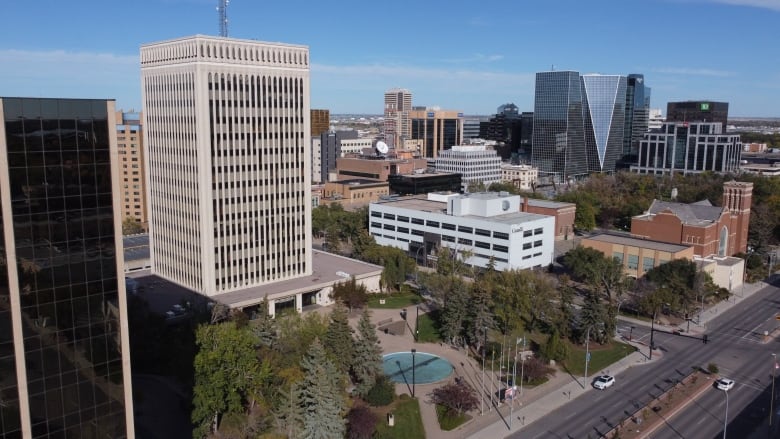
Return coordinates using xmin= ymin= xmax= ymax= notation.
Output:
xmin=141 ymin=35 xmax=312 ymax=297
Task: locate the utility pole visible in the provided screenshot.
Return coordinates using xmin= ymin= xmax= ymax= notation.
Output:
xmin=584 ymin=327 xmax=591 ymax=381
xmin=771 ymin=353 xmax=777 ymax=428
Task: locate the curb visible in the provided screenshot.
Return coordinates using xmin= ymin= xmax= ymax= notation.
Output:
xmin=637 ymin=376 xmax=713 ymax=439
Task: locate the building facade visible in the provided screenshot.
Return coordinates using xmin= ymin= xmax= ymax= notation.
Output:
xmin=631 ymin=122 xmax=741 ymax=175
xmin=0 ymin=97 xmax=134 ymax=437
xmin=319 ymin=130 xmax=358 ymax=183
xmin=369 ymin=192 xmax=555 ymax=271
xmin=384 ymin=88 xmax=412 ymax=148
xmin=667 ymin=101 xmax=728 ymax=132
xmin=336 ymin=155 xmax=428 ymax=182
xmin=519 ymin=197 xmax=576 ymax=240
xmin=622 ymin=74 xmax=651 ymax=167
xmin=116 ymin=110 xmax=148 ymax=231
xmin=581 ymin=233 xmax=694 ymax=278
xmin=630 ymin=181 xmax=752 ymax=257
xmin=320 ymin=179 xmax=390 ymax=208
xmin=581 ymin=74 xmax=627 ymax=173
xmin=387 ymin=173 xmax=462 ymax=195
xmin=435 ymin=144 xmax=501 ymax=192
xmin=141 ymin=35 xmax=312 ymax=297
xmin=311 ymin=109 xmax=329 ymax=136
xmin=500 ymin=164 xmax=538 ymax=191
xmin=410 ymin=108 xmax=463 ymax=158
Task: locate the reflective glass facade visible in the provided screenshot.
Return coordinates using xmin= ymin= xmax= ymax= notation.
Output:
xmin=0 ymin=98 xmax=131 ymax=438
xmin=531 ymin=71 xmax=586 ymax=180
xmin=581 ymin=74 xmax=626 ymax=172
xmin=622 ymin=74 xmax=651 ymax=165
xmin=666 ymin=101 xmax=728 ymax=133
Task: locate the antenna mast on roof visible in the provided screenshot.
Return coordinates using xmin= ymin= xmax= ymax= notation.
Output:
xmin=217 ymin=0 xmax=229 ymax=37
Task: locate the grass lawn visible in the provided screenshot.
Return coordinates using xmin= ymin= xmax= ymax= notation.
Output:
xmin=368 ymin=292 xmax=422 ymax=309
xmin=435 ymin=404 xmax=470 ymax=431
xmin=373 ymin=396 xmax=425 ymax=439
xmin=415 ymin=311 xmax=442 ymax=343
xmin=564 ymin=340 xmax=636 ymax=377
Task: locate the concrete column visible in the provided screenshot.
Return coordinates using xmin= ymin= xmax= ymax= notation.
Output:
xmin=296 ymin=293 xmax=303 ymax=312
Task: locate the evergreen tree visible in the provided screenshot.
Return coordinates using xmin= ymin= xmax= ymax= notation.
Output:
xmin=467 ymin=282 xmax=494 ymax=352
xmin=298 ymin=339 xmax=346 ymax=439
xmin=440 ymin=282 xmax=470 ymax=346
xmin=275 ymin=382 xmax=303 ymax=439
xmin=352 ymin=308 xmax=383 ymax=396
xmin=252 ymin=295 xmax=277 ymax=348
xmin=323 ymin=302 xmax=355 ymax=374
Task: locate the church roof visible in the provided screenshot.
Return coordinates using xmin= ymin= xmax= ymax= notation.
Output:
xmin=645 ymin=200 xmax=725 ymax=225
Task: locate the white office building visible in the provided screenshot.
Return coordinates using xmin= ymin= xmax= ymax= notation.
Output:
xmin=141 ymin=35 xmax=312 ymax=296
xmin=369 ymin=192 xmax=554 ymax=271
xmin=435 ymin=144 xmax=502 ymax=191
xmin=341 ymin=137 xmax=375 ymax=156
xmin=500 ymin=164 xmax=539 ymax=190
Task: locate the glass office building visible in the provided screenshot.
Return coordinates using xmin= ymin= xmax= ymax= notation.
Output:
xmin=581 ymin=74 xmax=627 ymax=173
xmin=531 ymin=71 xmax=587 ymax=181
xmin=622 ymin=74 xmax=651 ymax=165
xmin=0 ymin=97 xmax=134 ymax=438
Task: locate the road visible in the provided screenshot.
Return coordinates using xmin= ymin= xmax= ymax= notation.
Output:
xmin=509 ymin=281 xmax=780 ymax=439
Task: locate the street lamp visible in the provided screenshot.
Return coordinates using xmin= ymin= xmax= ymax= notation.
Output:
xmin=415 ymin=306 xmax=419 ymax=342
xmin=629 ymin=325 xmax=635 ymax=342
xmin=481 ymin=327 xmax=486 ymax=416
xmin=584 ymin=327 xmax=591 ymax=382
xmin=722 ymin=387 xmax=730 ymax=439
xmin=615 ymin=299 xmax=625 ymax=338
xmin=411 ymin=348 xmax=416 ymax=398
xmin=771 ymin=353 xmax=777 ymax=428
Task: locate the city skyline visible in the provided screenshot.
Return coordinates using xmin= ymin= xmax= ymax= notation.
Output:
xmin=1 ymin=0 xmax=779 ymax=116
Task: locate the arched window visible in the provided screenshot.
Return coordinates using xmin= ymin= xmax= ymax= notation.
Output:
xmin=719 ymin=226 xmax=728 ymax=257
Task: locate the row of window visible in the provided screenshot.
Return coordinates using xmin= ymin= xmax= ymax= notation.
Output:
xmin=613 ymin=252 xmax=668 ymax=272
xmin=371 ymin=211 xmax=521 ymax=240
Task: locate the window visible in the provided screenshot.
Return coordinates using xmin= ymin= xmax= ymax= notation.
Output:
xmin=411 ymin=218 xmax=424 ymax=225
xmin=613 ymin=252 xmax=624 ymax=263
xmin=534 ymin=227 xmax=543 ymax=235
xmin=643 ymin=257 xmax=655 ymax=272
xmin=523 ymin=254 xmax=532 ymax=260
xmin=533 ymin=252 xmax=542 ymax=257
xmin=458 ymin=225 xmax=473 ymax=234
xmin=458 ymin=238 xmax=472 ymax=246
xmin=523 ymin=243 xmax=532 ymax=250
xmin=426 ymin=220 xmax=440 ymax=228
xmin=383 ymin=224 xmax=395 ymax=231
xmin=371 ymin=222 xmax=381 ymax=228
xmin=442 ymin=235 xmax=455 ymax=242
xmin=397 ymin=215 xmax=409 ymax=222
xmin=493 ymin=231 xmax=509 ymax=240
xmin=411 ymin=230 xmax=424 ymax=236
xmin=371 ymin=211 xmax=381 ymax=218
xmin=493 ymin=244 xmax=508 ymax=253
xmin=475 ymin=228 xmax=491 ymax=237
xmin=397 ymin=227 xmax=409 ymax=234
xmin=383 ymin=213 xmax=396 ymax=220
xmin=475 ymin=241 xmax=490 ymax=249
xmin=523 ymin=230 xmax=533 ymax=237
xmin=534 ymin=240 xmax=542 ymax=247
xmin=627 ymin=254 xmax=639 ymax=270
xmin=442 ymin=223 xmax=456 ymax=231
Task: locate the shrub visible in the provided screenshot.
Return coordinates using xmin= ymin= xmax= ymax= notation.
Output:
xmin=431 ymin=381 xmax=479 ymax=417
xmin=347 ymin=405 xmax=377 ymax=439
xmin=707 ymin=363 xmax=719 ymax=375
xmin=365 ymin=375 xmax=395 ymax=406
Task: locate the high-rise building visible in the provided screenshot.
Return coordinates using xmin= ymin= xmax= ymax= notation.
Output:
xmin=141 ymin=35 xmax=311 ymax=297
xmin=116 ymin=110 xmax=147 ymax=231
xmin=383 ymin=88 xmax=412 ymax=148
xmin=666 ymin=101 xmax=728 ymax=132
xmin=622 ymin=74 xmax=651 ymax=166
xmin=311 ymin=109 xmax=329 ymax=136
xmin=531 ymin=71 xmax=587 ymax=180
xmin=531 ymin=71 xmax=628 ymax=180
xmin=581 ymin=74 xmax=627 ymax=173
xmin=319 ymin=130 xmax=358 ymax=183
xmin=435 ymin=144 xmax=502 ymax=192
xmin=410 ymin=108 xmax=463 ymax=158
xmin=0 ymin=97 xmax=134 ymax=437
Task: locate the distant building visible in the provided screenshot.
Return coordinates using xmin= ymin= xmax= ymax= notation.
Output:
xmin=339 ymin=137 xmax=375 ymax=156
xmin=319 ymin=130 xmax=358 ymax=182
xmin=622 ymin=74 xmax=651 ymax=167
xmin=743 ymin=142 xmax=768 ymax=153
xmin=311 ymin=109 xmax=330 ymax=136
xmin=462 ymin=117 xmax=484 ymax=140
xmin=479 ymin=104 xmax=530 ymax=160
xmin=648 ymin=109 xmax=664 ymax=130
xmin=410 ymin=108 xmax=464 ymax=158
xmin=739 ymin=162 xmax=780 ymax=176
xmin=630 ymin=181 xmax=752 ymax=258
xmin=369 ymin=192 xmax=555 ymax=271
xmin=667 ymin=101 xmax=729 ymax=132
xmin=116 ymin=110 xmax=148 ymax=231
xmin=531 ymin=71 xmax=627 ymax=180
xmin=500 ymin=164 xmax=538 ymax=191
xmin=384 ymin=88 xmax=412 ymax=148
xmin=435 ymin=144 xmax=502 ymax=191
xmin=336 ymin=153 xmax=428 ymax=182
xmin=311 ymin=136 xmax=322 ymax=183
xmin=631 ymin=122 xmax=741 ymax=175
xmin=581 ymin=233 xmax=695 ymax=278
xmin=321 ymin=179 xmax=390 ymax=209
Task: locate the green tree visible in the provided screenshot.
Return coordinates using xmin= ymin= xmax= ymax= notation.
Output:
xmin=298 ymin=339 xmax=346 ymax=439
xmin=579 ymin=292 xmax=607 ymax=344
xmin=555 ymin=274 xmax=575 ymax=338
xmin=323 ymin=303 xmax=354 ymax=375
xmin=541 ymin=329 xmax=569 ymax=362
xmin=331 ymin=277 xmax=369 ymax=312
xmin=121 ymin=217 xmax=144 ymax=235
xmin=192 ymin=321 xmax=265 ymax=438
xmin=252 ymin=295 xmax=277 ymax=349
xmin=440 ymin=282 xmax=470 ymax=346
xmin=352 ymin=308 xmax=383 ymax=396
xmin=467 ymin=282 xmax=494 ymax=352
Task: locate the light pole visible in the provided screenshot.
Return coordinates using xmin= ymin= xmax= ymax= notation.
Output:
xmin=584 ymin=327 xmax=591 ymax=382
xmin=722 ymin=388 xmax=729 ymax=439
xmin=481 ymin=327 xmax=486 ymax=416
xmin=615 ymin=299 xmax=624 ymax=337
xmin=519 ymin=335 xmax=526 ymax=397
xmin=771 ymin=353 xmax=777 ymax=428
xmin=415 ymin=306 xmax=419 ymax=342
xmin=629 ymin=325 xmax=635 ymax=342
xmin=411 ymin=348 xmax=416 ymax=398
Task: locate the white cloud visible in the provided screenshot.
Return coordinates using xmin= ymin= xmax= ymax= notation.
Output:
xmin=312 ymin=62 xmax=532 ymax=87
xmin=651 ymin=67 xmax=736 ymax=77
xmin=705 ymin=0 xmax=780 ymax=11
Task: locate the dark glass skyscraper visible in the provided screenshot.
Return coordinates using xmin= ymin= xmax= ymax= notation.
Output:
xmin=0 ymin=98 xmax=134 ymax=438
xmin=622 ymin=74 xmax=651 ymax=166
xmin=531 ymin=71 xmax=586 ymax=181
xmin=666 ymin=101 xmax=729 ymax=132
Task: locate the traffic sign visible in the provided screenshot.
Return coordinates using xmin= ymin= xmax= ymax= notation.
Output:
xmin=586 ymin=352 xmax=591 ymax=362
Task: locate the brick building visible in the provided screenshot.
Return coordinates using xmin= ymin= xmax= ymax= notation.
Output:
xmin=520 ymin=197 xmax=576 ymax=240
xmin=630 ymin=181 xmax=752 ymax=257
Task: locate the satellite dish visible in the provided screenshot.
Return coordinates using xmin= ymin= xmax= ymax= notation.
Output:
xmin=376 ymin=141 xmax=389 ymax=154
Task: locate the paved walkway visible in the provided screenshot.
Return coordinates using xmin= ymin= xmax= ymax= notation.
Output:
xmin=338 ymin=279 xmax=771 ymax=439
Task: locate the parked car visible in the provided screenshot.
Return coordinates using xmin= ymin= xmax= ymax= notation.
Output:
xmin=715 ymin=378 xmax=735 ymax=391
xmin=593 ymin=375 xmax=615 ymax=390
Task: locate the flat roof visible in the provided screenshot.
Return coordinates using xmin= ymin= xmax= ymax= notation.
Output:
xmin=584 ymin=233 xmax=692 ymax=253
xmin=372 ymin=195 xmax=551 ymax=225
xmin=123 ymin=234 xmax=150 ymax=261
xmin=525 ymin=198 xmax=576 ymax=209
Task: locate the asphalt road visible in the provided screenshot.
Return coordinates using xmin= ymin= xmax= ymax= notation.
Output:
xmin=509 ymin=282 xmax=780 ymax=439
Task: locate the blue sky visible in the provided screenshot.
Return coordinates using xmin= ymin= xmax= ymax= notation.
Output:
xmin=1 ymin=0 xmax=778 ymax=116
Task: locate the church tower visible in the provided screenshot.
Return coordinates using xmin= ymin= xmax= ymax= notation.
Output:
xmin=722 ymin=181 xmax=753 ymax=255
